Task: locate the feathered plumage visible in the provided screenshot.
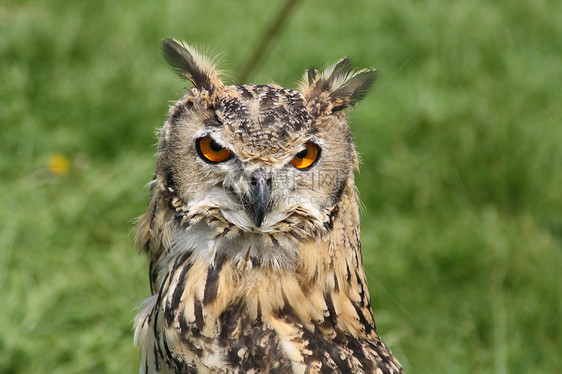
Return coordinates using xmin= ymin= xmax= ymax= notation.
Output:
xmin=135 ymin=39 xmax=403 ymax=373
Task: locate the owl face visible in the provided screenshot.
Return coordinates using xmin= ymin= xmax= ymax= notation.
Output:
xmin=153 ymin=39 xmax=375 ymax=267
xmin=160 ymin=84 xmax=352 ymax=234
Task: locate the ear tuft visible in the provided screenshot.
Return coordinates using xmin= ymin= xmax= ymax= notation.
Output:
xmin=330 ymin=68 xmax=377 ymax=108
xmin=161 ymin=38 xmax=223 ymax=93
xmin=299 ymin=57 xmax=376 ymax=114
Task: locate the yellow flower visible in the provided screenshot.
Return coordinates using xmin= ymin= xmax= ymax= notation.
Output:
xmin=48 ymin=154 xmax=70 ymax=176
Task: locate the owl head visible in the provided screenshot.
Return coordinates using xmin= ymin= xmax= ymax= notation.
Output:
xmin=141 ymin=39 xmax=376 ymax=269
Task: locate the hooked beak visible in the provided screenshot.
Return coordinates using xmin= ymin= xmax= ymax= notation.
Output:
xmin=241 ymin=168 xmax=272 ymax=228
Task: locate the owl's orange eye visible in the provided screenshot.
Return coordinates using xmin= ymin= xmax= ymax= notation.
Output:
xmin=196 ymin=136 xmax=232 ymax=163
xmin=291 ymin=142 xmax=320 ymax=169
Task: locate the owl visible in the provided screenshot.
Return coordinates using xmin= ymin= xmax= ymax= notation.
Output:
xmin=134 ymin=39 xmax=404 ymax=374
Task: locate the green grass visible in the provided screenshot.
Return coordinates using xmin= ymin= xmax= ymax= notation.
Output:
xmin=1 ymin=0 xmax=561 ymax=372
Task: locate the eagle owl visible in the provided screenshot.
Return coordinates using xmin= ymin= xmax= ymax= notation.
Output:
xmin=135 ymin=39 xmax=404 ymax=373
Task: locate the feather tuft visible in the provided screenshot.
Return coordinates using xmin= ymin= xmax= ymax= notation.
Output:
xmin=298 ymin=57 xmax=376 ymax=113
xmin=161 ymin=38 xmax=224 ymax=93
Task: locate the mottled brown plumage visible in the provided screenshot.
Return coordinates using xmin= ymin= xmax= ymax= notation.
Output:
xmin=135 ymin=38 xmax=403 ymax=373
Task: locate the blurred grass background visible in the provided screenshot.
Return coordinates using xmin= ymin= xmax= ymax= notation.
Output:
xmin=1 ymin=0 xmax=561 ymax=372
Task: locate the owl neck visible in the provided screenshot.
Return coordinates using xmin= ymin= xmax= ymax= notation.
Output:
xmin=142 ymin=177 xmax=378 ymax=339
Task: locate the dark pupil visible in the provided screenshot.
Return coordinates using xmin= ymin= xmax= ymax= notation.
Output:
xmin=296 ymin=147 xmax=308 ymax=159
xmin=209 ymin=139 xmax=223 ymax=152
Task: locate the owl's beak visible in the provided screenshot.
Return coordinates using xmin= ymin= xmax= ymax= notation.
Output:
xmin=241 ymin=168 xmax=272 ymax=228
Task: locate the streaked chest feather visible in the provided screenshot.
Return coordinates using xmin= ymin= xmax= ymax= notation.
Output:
xmin=135 ymin=228 xmax=402 ymax=373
